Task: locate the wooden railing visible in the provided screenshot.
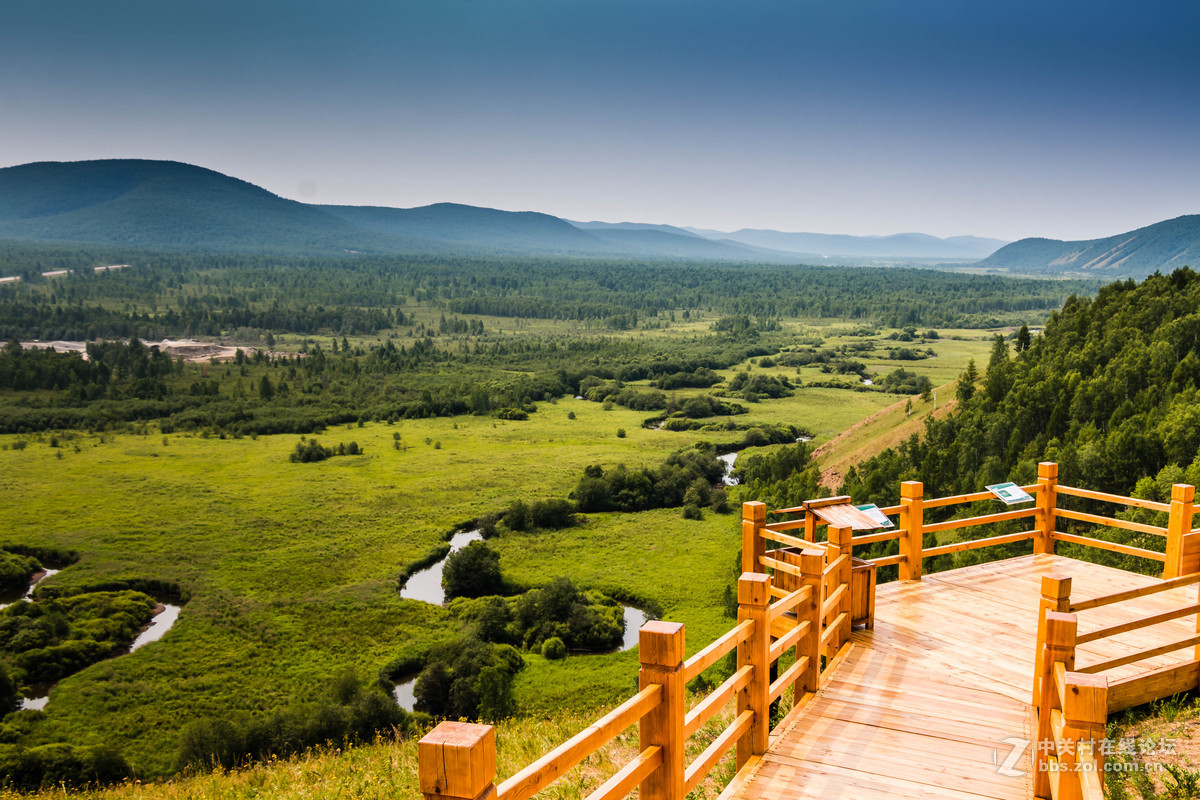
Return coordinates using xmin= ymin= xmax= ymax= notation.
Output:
xmin=417 ymin=561 xmax=855 ymax=800
xmin=1031 ymin=572 xmax=1200 ymax=800
xmin=750 ymin=462 xmax=1198 ymax=583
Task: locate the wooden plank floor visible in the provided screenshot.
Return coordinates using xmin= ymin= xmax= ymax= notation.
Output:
xmin=727 ymin=554 xmax=1198 ymax=800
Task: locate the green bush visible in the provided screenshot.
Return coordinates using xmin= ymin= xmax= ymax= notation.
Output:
xmin=442 ymin=542 xmax=503 ymax=600
xmin=541 ymin=637 xmax=567 ymax=660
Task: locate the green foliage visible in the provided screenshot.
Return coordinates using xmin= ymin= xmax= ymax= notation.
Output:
xmin=442 ymin=541 xmax=503 ymax=600
xmin=413 ymin=638 xmax=523 ymax=721
xmin=0 ymin=551 xmax=40 ymax=594
xmin=0 ymin=590 xmax=157 ymax=685
xmin=841 ymin=269 xmax=1200 ymax=572
xmin=175 ymin=672 xmax=412 ymax=772
xmin=879 ymin=367 xmax=933 ymax=395
xmin=540 ymin=637 xmax=566 ymax=660
xmin=0 ymin=742 xmax=131 ymax=790
xmin=288 ymin=438 xmax=361 ymax=463
xmin=572 ymin=447 xmax=724 ymax=513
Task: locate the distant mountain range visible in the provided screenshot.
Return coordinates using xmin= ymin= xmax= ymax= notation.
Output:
xmin=979 ymin=216 xmax=1200 ymax=276
xmin=0 ymin=159 xmax=1195 ymax=275
xmin=678 ymin=227 xmax=1008 ymax=260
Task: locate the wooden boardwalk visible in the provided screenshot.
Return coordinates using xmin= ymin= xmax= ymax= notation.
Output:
xmin=727 ymin=554 xmax=1199 ymax=800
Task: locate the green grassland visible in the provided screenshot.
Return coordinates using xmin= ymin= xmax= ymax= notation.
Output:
xmin=0 ymin=320 xmax=998 ymax=776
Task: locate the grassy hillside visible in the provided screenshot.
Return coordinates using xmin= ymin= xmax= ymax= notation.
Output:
xmin=980 ymin=215 xmax=1200 ymax=276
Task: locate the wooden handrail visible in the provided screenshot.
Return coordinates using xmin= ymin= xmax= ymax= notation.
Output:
xmin=585 ymin=746 xmax=662 ymax=800
xmin=768 ymin=584 xmax=812 ymax=621
xmin=1077 ymin=602 xmax=1200 ymax=645
xmin=760 ymin=527 xmax=808 ymax=548
xmin=1076 ymin=634 xmax=1200 ymax=675
xmin=770 ymin=620 xmax=810 ymax=662
xmin=821 ymin=583 xmax=848 ymax=617
xmin=922 ymin=530 xmax=1034 ymax=558
xmin=683 ymin=665 xmax=752 ymax=738
xmin=769 ymin=656 xmax=810 ymax=703
xmin=1052 ymin=531 xmax=1167 ymax=562
xmin=1069 ymin=572 xmax=1200 ymax=612
xmin=865 ymin=553 xmax=905 ymax=567
xmin=759 ymin=555 xmax=804 ymax=577
xmin=1057 ymin=484 xmax=1172 ymax=513
xmin=850 ymin=529 xmax=901 ymax=545
xmin=683 ymin=620 xmax=752 ymax=682
xmin=683 ymin=710 xmax=753 ymax=795
xmin=1054 ymin=507 xmax=1167 ymax=536
xmin=921 ymin=506 xmax=1037 ymax=534
xmin=498 ymin=685 xmax=663 ymax=800
xmin=923 ymin=484 xmax=1040 ymax=509
xmin=823 ymin=553 xmax=850 ymax=577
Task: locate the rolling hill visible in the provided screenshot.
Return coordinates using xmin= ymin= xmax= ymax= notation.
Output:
xmin=683 ymin=227 xmax=1009 ymax=260
xmin=979 ymin=215 xmax=1200 ymax=276
xmin=0 ymin=160 xmax=789 ymax=260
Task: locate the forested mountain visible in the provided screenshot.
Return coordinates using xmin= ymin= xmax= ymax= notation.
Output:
xmin=980 ymin=215 xmax=1200 ymax=277
xmin=0 ymin=160 xmax=781 ymax=260
xmin=842 ymin=269 xmax=1200 ymax=507
xmin=683 ymin=228 xmax=1009 ymax=260
xmin=0 ymin=160 xmax=410 ymax=253
xmin=0 ymin=159 xmax=1015 ymax=263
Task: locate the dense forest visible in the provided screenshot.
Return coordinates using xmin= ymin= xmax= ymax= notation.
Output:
xmin=0 ymin=243 xmax=1095 ymax=341
xmin=816 ymin=268 xmax=1200 ymax=574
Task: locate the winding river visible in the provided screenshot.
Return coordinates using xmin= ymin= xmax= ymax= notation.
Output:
xmin=395 ymin=529 xmax=651 ymax=711
xmin=4 ymin=569 xmax=180 ymax=713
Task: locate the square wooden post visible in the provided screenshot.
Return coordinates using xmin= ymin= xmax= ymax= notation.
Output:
xmin=639 ymin=620 xmax=685 ymax=800
xmin=742 ymin=501 xmax=767 ymax=575
xmin=795 ymin=548 xmax=825 ymax=699
xmin=898 ymin=480 xmax=924 ymax=581
xmin=736 ymin=572 xmax=771 ymax=770
xmin=1061 ymin=672 xmax=1109 ymax=800
xmin=1164 ymin=483 xmax=1195 ymax=579
xmin=1034 ymin=612 xmax=1077 ymax=800
xmin=418 ymin=722 xmax=497 ymax=800
xmin=1035 ymin=462 xmax=1058 ymax=556
xmin=828 ymin=525 xmax=853 ymax=651
xmin=1033 ymin=575 xmax=1071 ymax=701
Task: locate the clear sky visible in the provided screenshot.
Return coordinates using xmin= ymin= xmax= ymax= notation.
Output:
xmin=1 ymin=0 xmax=1197 ymax=241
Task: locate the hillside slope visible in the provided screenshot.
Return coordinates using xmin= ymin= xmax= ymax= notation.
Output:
xmin=0 ymin=160 xmax=409 ymax=253
xmin=980 ymin=215 xmax=1200 ymax=276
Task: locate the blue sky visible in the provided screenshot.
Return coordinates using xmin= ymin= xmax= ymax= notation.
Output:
xmin=1 ymin=0 xmax=1197 ymax=240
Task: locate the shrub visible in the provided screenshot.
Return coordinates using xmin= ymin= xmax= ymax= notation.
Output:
xmin=541 ymin=637 xmax=567 ymax=660
xmin=442 ymin=542 xmax=503 ymax=600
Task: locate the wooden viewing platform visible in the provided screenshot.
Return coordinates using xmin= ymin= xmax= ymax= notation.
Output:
xmin=418 ymin=464 xmax=1200 ymax=800
xmin=729 ymin=554 xmax=1199 ymax=799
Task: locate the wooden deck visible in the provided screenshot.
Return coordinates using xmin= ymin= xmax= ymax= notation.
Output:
xmin=727 ymin=554 xmax=1199 ymax=800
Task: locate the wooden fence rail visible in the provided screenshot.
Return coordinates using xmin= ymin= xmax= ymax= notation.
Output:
xmin=1031 ymin=571 xmax=1200 ymax=799
xmin=418 ymin=555 xmax=853 ymax=800
xmin=756 ymin=462 xmax=1197 ymax=583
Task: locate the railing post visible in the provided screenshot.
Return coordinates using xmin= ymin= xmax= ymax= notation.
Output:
xmin=1164 ymin=483 xmax=1195 ymax=579
xmin=1033 ymin=575 xmax=1072 ymax=701
xmin=639 ymin=620 xmax=685 ymax=800
xmin=828 ymin=525 xmax=853 ymax=652
xmin=797 ymin=548 xmax=825 ymax=699
xmin=418 ymin=721 xmax=498 ymax=800
xmin=742 ymin=501 xmax=767 ymax=575
xmin=736 ymin=572 xmax=770 ymax=770
xmin=899 ymin=480 xmax=924 ymax=581
xmin=1034 ymin=612 xmax=1077 ymax=800
xmin=1035 ymin=462 xmax=1058 ymax=556
xmin=1060 ymin=672 xmax=1109 ymax=800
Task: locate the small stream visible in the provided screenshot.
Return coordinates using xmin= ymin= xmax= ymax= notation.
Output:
xmin=0 ymin=569 xmax=60 ymax=610
xmin=2 ymin=569 xmax=180 ymax=713
xmin=392 ymin=604 xmax=650 ymax=712
xmin=130 ymin=604 xmax=182 ymax=651
xmin=400 ymin=530 xmax=484 ymax=605
xmin=395 ymin=534 xmax=651 ymax=711
xmin=718 ymin=452 xmax=739 ymax=486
